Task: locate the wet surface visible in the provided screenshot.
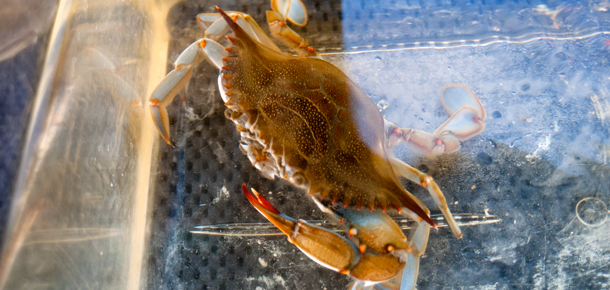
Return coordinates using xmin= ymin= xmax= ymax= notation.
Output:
xmin=146 ymin=0 xmax=610 ymax=289
xmin=0 ymin=31 xmax=52 ymax=242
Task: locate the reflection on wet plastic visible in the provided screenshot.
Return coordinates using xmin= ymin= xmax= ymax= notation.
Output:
xmin=0 ymin=0 xmax=177 ymax=289
xmin=0 ymin=0 xmax=56 ymax=62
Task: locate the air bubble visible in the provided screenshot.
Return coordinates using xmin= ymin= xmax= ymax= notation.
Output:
xmin=375 ymin=56 xmax=382 ymax=61
xmin=576 ymin=197 xmax=608 ymax=227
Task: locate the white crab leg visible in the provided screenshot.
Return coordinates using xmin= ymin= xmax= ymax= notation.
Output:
xmin=201 ymin=39 xmax=227 ymax=69
xmin=441 ymin=84 xmax=486 ymax=120
xmin=385 ymin=84 xmax=485 ymax=155
xmin=198 ymin=12 xmax=281 ymax=52
xmin=271 ymin=0 xmax=308 ymax=26
xmin=271 ymin=0 xmax=291 ymax=20
xmin=377 ymin=252 xmax=420 ymax=290
xmin=267 ymin=10 xmax=319 ymax=57
xmin=399 ymin=253 xmax=420 ymax=290
xmin=389 ymin=157 xmax=462 ymax=239
xmin=433 ymin=106 xmax=486 ymax=141
xmin=198 ymin=11 xmax=252 ymax=30
xmin=199 ymin=16 xmax=230 ymax=41
xmin=201 ymin=12 xmax=261 ymax=43
xmin=375 ymin=219 xmax=428 ymax=290
xmin=387 ymin=127 xmax=462 ymax=156
xmin=240 ymin=15 xmax=282 ymax=52
xmin=149 ymin=38 xmax=227 ymax=144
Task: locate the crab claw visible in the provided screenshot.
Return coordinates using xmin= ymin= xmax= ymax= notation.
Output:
xmin=243 ymin=185 xmax=426 ymax=284
xmin=336 ymin=208 xmax=410 ymax=255
xmin=242 ymin=184 xmax=361 ymax=273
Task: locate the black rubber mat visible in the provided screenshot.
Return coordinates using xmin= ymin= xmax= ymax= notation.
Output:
xmin=146 ymin=0 xmax=610 ymax=289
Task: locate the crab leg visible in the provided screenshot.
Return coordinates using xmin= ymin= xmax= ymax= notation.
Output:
xmin=386 ymin=84 xmax=486 ymax=155
xmin=341 ymin=209 xmax=429 ymax=290
xmin=149 ymin=38 xmax=227 ymax=144
xmin=373 ymin=252 xmax=421 ymax=290
xmin=151 ymin=6 xmax=299 ymax=144
xmin=271 ymin=0 xmax=308 ymax=26
xmin=266 ymin=0 xmax=319 ymax=57
xmin=197 ymin=12 xmax=281 ymax=52
xmin=243 ymin=185 xmax=361 ymax=273
xmin=390 ymin=157 xmax=462 ymax=239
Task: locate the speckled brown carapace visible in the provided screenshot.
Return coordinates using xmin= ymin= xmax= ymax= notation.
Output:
xmin=217 ymin=8 xmax=434 ymax=227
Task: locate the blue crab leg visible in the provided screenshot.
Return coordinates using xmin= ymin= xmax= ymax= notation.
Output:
xmin=266 ymin=7 xmax=319 ymax=57
xmin=441 ymin=84 xmax=486 ymax=119
xmin=390 ymin=157 xmax=462 ymax=239
xmin=149 ymin=38 xmax=226 ymax=144
xmin=433 ymin=106 xmax=485 ymax=141
xmin=386 ymin=84 xmax=486 ymax=155
xmin=197 ymin=12 xmax=281 ymax=53
xmin=339 ymin=208 xmax=429 ymax=290
xmin=271 ymin=0 xmax=308 ymax=26
xmin=372 ymin=253 xmax=421 ymax=290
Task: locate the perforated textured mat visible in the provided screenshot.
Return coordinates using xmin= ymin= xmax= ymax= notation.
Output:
xmin=146 ymin=0 xmax=610 ymax=289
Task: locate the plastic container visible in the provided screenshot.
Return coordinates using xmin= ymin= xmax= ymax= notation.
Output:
xmin=2 ymin=0 xmax=609 ymax=289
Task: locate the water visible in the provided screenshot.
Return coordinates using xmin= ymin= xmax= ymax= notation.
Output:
xmin=147 ymin=1 xmax=610 ymax=289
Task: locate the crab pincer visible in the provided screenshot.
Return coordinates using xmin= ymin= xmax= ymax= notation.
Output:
xmin=242 ymin=184 xmax=362 ymax=274
xmin=243 ymin=184 xmax=429 ymax=286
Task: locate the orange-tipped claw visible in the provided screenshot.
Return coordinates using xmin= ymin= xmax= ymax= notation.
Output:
xmin=242 ymin=184 xmax=280 ymax=215
xmin=242 ymin=185 xmax=296 ymax=239
xmin=243 ymin=185 xmax=361 ymax=274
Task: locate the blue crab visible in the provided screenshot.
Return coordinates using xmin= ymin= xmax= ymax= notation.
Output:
xmin=149 ymin=1 xmax=486 ymax=289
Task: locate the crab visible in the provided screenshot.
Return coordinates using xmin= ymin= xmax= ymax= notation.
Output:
xmin=149 ymin=1 xmax=486 ymax=289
